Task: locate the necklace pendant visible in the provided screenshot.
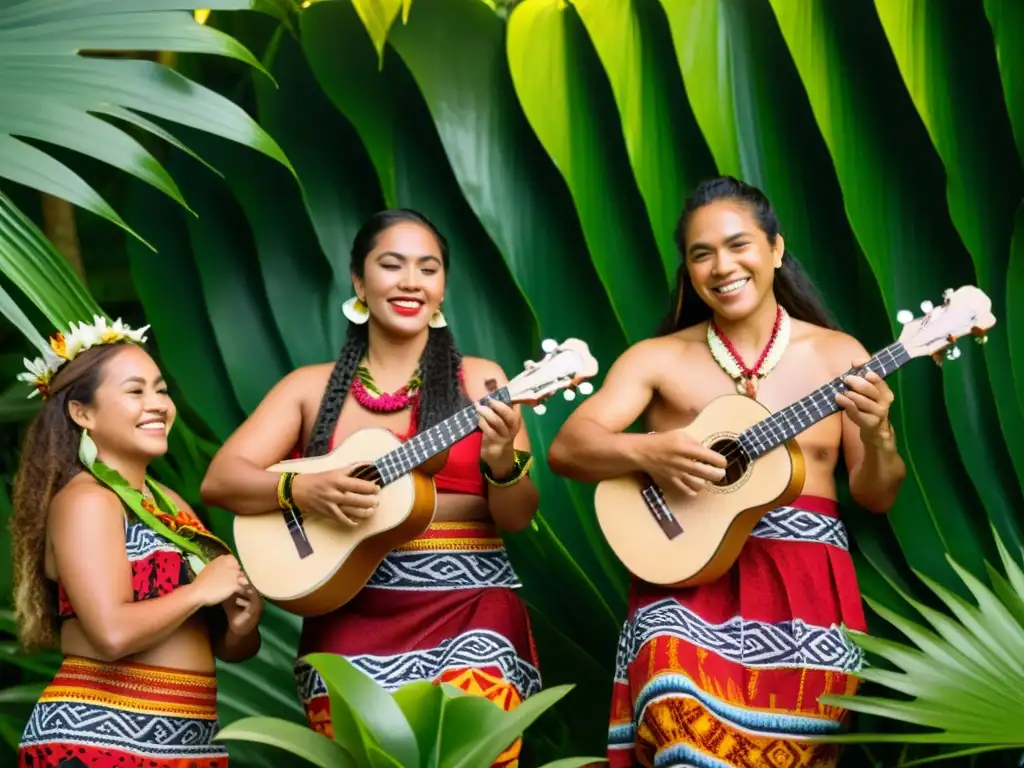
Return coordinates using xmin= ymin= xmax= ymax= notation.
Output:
xmin=738 ymin=377 xmax=759 ymax=398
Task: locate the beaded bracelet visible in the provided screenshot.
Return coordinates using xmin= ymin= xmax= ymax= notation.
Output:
xmin=481 ymin=450 xmax=534 ymax=488
xmin=277 ymin=471 xmax=297 ymax=510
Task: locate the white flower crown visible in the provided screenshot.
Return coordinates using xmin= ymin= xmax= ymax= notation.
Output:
xmin=17 ymin=315 xmax=150 ymax=399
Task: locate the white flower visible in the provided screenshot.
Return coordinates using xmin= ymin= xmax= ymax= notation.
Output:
xmin=17 ymin=316 xmax=151 ymax=399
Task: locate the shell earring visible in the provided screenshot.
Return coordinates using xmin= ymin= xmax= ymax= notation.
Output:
xmin=342 ymin=296 xmax=370 ymax=325
xmin=429 ymin=304 xmax=448 ymax=329
xmin=79 ymin=428 xmax=98 ymax=469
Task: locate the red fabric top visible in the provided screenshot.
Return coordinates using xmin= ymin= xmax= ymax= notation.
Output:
xmin=321 ymin=409 xmax=485 ymax=497
xmin=58 ymin=516 xmax=193 ymax=619
xmin=295 ymin=371 xmax=486 ymax=497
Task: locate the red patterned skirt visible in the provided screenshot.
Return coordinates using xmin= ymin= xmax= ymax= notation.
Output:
xmin=295 ymin=521 xmax=540 ymax=768
xmin=608 ymin=496 xmax=867 ymax=768
xmin=18 ymin=656 xmax=227 ymax=767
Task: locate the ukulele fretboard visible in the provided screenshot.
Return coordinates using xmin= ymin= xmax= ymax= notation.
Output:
xmin=371 ymin=387 xmax=512 ymax=486
xmin=738 ymin=342 xmax=910 ymax=460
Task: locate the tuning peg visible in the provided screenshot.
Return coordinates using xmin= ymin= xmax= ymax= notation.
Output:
xmin=945 ymin=346 xmax=962 ymax=361
xmin=523 ymin=359 xmax=536 ymax=368
xmin=541 ymin=338 xmax=557 ymax=353
xmin=578 ymin=381 xmax=594 ymax=396
xmin=943 ymin=288 xmax=954 ymax=301
xmin=563 ymin=390 xmax=576 ymax=401
xmin=896 ymin=309 xmax=914 ymax=325
xmin=533 ymin=404 xmax=547 ymax=416
xmin=920 ymin=300 xmax=934 ymax=313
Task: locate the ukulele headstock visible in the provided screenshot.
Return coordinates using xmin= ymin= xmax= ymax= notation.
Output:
xmin=506 ymin=338 xmax=599 ymax=415
xmin=897 ymin=285 xmax=996 ymax=365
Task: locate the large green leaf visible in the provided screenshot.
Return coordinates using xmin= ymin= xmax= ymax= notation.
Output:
xmin=301 ymin=4 xmax=397 ymax=207
xmin=438 ymin=684 xmax=575 ymax=768
xmin=506 ymin=0 xmax=668 ymax=342
xmin=983 ymin=0 xmax=1024 ymax=165
xmin=350 ymin=0 xmax=403 ymax=66
xmin=768 ymin=0 xmax=993 ymax=593
xmin=384 ymin=0 xmax=629 ymax=606
xmin=165 ymin=134 xmax=292 ymax=413
xmin=0 ymin=1 xmax=291 ymax=242
xmin=123 ymin=180 xmax=246 ymax=441
xmin=571 ymin=0 xmax=715 ymax=280
xmin=215 ymin=715 xmax=359 ymax=768
xmin=873 ymin=0 xmax=1024 ymax=545
xmin=1010 ymin=203 xmax=1024 ymax=422
xmin=205 ymin=137 xmax=344 ymax=367
xmin=255 ymin=31 xmax=382 ymax=286
xmin=0 ymin=283 xmax=46 ymax=357
xmin=390 ymin=681 xmax=443 ymax=763
xmin=0 ymin=381 xmax=40 ymax=423
xmin=306 ymin=653 xmax=418 ymax=767
xmin=0 ymin=191 xmax=101 ymax=328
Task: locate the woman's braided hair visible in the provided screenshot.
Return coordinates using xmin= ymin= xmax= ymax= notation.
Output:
xmin=304 ymin=209 xmax=469 ymax=457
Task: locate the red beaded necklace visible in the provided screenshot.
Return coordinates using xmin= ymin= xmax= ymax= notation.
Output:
xmin=706 ymin=305 xmax=790 ymax=398
xmin=350 ymin=359 xmax=422 ymax=414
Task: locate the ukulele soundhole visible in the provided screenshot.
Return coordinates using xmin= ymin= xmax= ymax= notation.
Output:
xmin=708 ymin=437 xmax=750 ymax=488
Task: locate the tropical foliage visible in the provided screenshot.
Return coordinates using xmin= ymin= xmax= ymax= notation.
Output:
xmin=1 ymin=0 xmax=1023 ymax=765
xmin=214 ymin=652 xmax=601 ymax=767
xmin=818 ymin=530 xmax=1024 ymax=764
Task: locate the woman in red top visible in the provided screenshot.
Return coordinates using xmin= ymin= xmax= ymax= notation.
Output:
xmin=201 ymin=209 xmax=541 ymax=767
xmin=11 ymin=321 xmax=262 ymax=767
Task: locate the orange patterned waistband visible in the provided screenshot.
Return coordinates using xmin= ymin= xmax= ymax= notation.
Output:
xmin=394 ymin=521 xmax=505 ymax=553
xmin=39 ymin=656 xmax=219 ymax=720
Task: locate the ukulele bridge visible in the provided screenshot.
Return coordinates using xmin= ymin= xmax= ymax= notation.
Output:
xmin=641 ymin=481 xmax=683 ymax=539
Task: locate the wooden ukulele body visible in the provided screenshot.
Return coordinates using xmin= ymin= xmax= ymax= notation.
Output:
xmin=594 ymin=394 xmax=805 ymax=587
xmin=233 ymin=428 xmax=442 ymax=617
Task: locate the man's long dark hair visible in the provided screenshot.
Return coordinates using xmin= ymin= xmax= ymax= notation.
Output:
xmin=658 ymin=176 xmax=837 ymax=335
xmin=304 ymin=209 xmax=468 ymax=457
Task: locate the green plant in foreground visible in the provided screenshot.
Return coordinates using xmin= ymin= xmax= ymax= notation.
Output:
xmin=818 ymin=529 xmax=1024 ymax=764
xmin=214 ymin=652 xmax=604 ymax=767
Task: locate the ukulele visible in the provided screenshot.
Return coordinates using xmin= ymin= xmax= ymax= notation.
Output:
xmin=234 ymin=338 xmax=598 ymax=617
xmin=594 ymin=285 xmax=996 ymax=588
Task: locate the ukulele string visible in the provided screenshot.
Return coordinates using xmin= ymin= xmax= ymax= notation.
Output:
xmin=689 ymin=359 xmax=881 ymax=475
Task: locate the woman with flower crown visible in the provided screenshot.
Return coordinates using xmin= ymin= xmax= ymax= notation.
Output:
xmin=549 ymin=177 xmax=907 ymax=768
xmin=201 ymin=209 xmax=541 ymax=766
xmin=10 ymin=317 xmax=263 ymax=767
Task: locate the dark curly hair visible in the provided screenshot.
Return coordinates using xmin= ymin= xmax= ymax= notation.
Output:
xmin=304 ymin=209 xmax=468 ymax=457
xmin=10 ymin=343 xmax=134 ymax=650
xmin=659 ymin=175 xmax=837 ymax=335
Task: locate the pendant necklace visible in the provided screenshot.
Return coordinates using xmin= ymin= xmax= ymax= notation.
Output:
xmin=706 ymin=305 xmax=790 ymax=398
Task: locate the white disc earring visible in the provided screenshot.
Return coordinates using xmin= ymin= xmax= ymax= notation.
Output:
xmin=342 ymin=296 xmax=370 ymax=325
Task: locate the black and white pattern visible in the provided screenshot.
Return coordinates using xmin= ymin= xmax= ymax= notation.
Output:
xmin=750 ymin=505 xmax=849 ymax=550
xmin=295 ymin=629 xmax=542 ymax=702
xmin=367 ymin=548 xmax=522 ymax=590
xmin=20 ymin=700 xmax=225 ymax=758
xmin=123 ymin=519 xmax=182 ymax=562
xmin=614 ymin=599 xmax=863 ymax=684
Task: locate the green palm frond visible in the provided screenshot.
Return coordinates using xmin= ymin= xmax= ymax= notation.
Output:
xmin=0 ymin=0 xmax=293 ymax=247
xmin=819 ymin=528 xmax=1024 ymax=762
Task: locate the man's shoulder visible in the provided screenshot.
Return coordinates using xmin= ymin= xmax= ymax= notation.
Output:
xmin=615 ymin=327 xmax=708 ymax=369
xmin=792 ymin=320 xmax=869 ymax=373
